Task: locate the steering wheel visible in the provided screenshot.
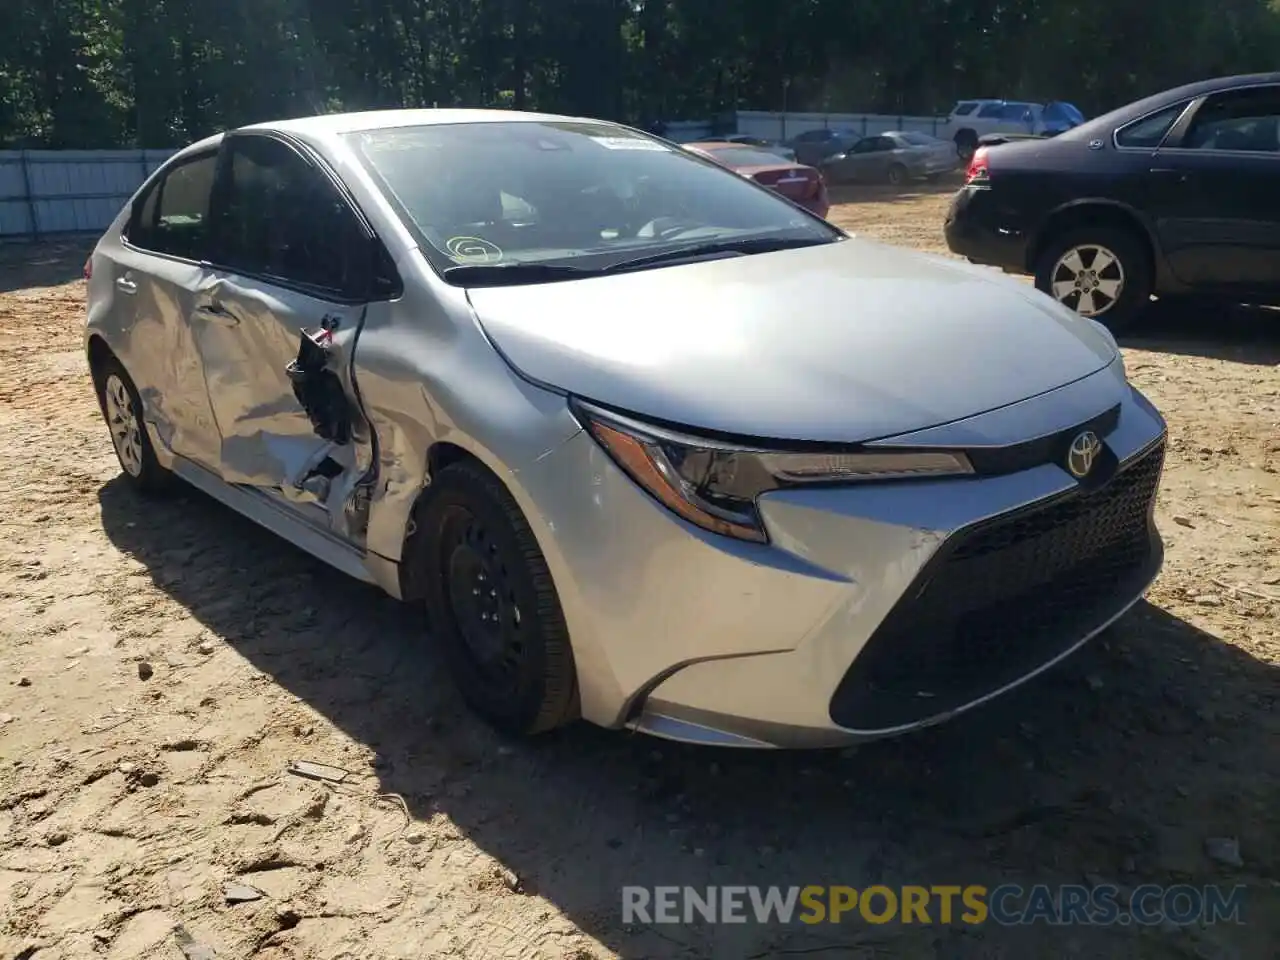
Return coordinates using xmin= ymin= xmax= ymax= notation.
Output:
xmin=636 ymin=216 xmax=703 ymax=240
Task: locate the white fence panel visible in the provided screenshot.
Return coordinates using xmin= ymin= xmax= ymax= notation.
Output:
xmin=734 ymin=110 xmax=949 ymax=141
xmin=0 ymin=149 xmax=176 ymax=241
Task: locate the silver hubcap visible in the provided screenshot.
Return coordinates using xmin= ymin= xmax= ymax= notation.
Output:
xmin=104 ymin=374 xmax=144 ymax=477
xmin=1050 ymin=244 xmax=1125 ymax=317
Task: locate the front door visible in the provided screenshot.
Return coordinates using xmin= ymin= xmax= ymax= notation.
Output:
xmin=192 ymin=132 xmax=381 ymax=544
xmin=1148 ymin=84 xmax=1280 ymax=295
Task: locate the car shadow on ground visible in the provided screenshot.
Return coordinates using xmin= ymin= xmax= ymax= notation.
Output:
xmin=0 ymin=238 xmax=93 ymax=293
xmin=96 ymin=477 xmax=1279 ymax=957
xmin=1121 ymin=300 xmax=1280 ymax=366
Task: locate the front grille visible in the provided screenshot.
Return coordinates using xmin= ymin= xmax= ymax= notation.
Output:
xmin=829 ymin=440 xmax=1166 ymax=731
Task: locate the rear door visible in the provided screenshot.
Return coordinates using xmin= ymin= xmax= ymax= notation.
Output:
xmin=1148 ymin=84 xmax=1280 ymax=293
xmin=114 ymin=148 xmax=225 ymax=470
xmin=193 ymin=132 xmax=390 ymax=540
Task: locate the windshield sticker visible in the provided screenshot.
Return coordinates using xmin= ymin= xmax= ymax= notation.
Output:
xmin=590 ymin=136 xmax=670 ymax=151
xmin=446 ymin=236 xmax=504 ymax=263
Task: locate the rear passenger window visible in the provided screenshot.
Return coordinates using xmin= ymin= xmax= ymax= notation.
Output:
xmin=127 ymin=151 xmax=218 ymax=260
xmin=977 ymin=104 xmax=1006 ymax=118
xmin=1115 ymin=103 xmax=1189 ymax=148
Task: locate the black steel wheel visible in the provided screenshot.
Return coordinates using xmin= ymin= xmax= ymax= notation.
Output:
xmin=414 ymin=460 xmax=578 ymax=737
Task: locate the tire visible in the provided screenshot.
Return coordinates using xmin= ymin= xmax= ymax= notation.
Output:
xmin=96 ymin=355 xmax=171 ymax=495
xmin=887 ymin=163 xmax=907 ymax=186
xmin=413 ymin=460 xmax=579 ymax=738
xmin=954 ymin=129 xmax=978 ymax=161
xmin=1034 ymin=225 xmax=1153 ymax=335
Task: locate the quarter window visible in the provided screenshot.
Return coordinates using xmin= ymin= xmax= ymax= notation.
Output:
xmin=1181 ymin=86 xmax=1280 ymax=152
xmin=127 ymin=151 xmax=218 ymax=260
xmin=1115 ymin=103 xmax=1189 ymax=148
xmin=216 ymin=135 xmax=373 ymax=298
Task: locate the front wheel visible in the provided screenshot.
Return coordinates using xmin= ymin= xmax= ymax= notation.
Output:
xmin=413 ymin=461 xmax=579 ymax=738
xmin=1034 ymin=226 xmax=1153 ymax=335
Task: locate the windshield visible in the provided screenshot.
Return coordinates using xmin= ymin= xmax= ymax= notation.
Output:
xmin=343 ymin=120 xmax=838 ymax=277
xmin=704 ymin=147 xmax=791 ymax=167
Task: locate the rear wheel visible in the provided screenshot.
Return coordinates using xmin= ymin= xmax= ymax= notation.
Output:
xmin=887 ymin=163 xmax=907 ymax=186
xmin=96 ymin=356 xmax=171 ymax=495
xmin=414 ymin=461 xmax=579 ymax=738
xmin=1034 ymin=225 xmax=1153 ymax=335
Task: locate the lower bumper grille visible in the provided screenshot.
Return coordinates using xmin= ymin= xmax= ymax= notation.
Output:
xmin=829 ymin=440 xmax=1166 ymax=731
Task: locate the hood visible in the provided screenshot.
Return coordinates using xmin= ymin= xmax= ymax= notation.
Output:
xmin=465 ymin=237 xmax=1118 ymax=443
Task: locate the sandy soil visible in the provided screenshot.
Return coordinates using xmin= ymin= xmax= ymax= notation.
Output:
xmin=1 ymin=186 xmax=1277 ymax=960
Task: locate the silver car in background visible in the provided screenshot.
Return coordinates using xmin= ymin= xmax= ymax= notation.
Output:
xmin=821 ymin=130 xmax=962 ymax=185
xmin=85 ymin=109 xmax=1167 ymax=749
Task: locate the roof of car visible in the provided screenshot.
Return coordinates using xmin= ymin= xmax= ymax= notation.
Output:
xmin=239 ymin=107 xmax=603 ymax=137
xmin=1063 ymin=71 xmax=1280 ymax=140
xmin=1152 ymin=72 xmax=1280 ymax=104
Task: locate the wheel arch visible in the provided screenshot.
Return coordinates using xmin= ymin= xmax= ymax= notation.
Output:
xmin=399 ymin=439 xmax=513 ymax=602
xmin=86 ymin=333 xmax=115 ymax=387
xmin=1026 ymin=200 xmax=1159 ymax=279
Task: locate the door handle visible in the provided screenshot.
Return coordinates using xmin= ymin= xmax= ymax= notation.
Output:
xmin=194 ymin=302 xmax=238 ymax=326
xmin=115 ymin=277 xmax=137 ymax=295
xmin=1149 ymin=168 xmax=1188 ymax=183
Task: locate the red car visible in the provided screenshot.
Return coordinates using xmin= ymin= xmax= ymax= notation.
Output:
xmin=685 ymin=141 xmax=830 ymax=220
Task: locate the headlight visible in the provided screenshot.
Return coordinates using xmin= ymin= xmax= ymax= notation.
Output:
xmin=572 ymin=400 xmax=974 ymax=543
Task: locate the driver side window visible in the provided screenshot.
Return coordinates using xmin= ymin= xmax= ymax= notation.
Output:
xmin=216 ymin=136 xmax=374 ymax=299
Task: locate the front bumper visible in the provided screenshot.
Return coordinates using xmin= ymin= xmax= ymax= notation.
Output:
xmin=944 ymin=184 xmax=1030 ymax=271
xmin=517 ymin=362 xmax=1167 ymax=748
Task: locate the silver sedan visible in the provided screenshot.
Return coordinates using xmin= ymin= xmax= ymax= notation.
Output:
xmin=85 ymin=109 xmax=1168 ymax=748
xmin=821 ymin=130 xmax=962 ymax=185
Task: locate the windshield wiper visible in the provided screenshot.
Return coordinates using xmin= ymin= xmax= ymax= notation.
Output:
xmin=441 ymin=235 xmax=836 ymax=286
xmin=441 ymin=262 xmax=598 ymax=286
xmin=600 ymin=235 xmax=835 ymax=275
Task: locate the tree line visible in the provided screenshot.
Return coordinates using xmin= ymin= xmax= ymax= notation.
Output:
xmin=4 ymin=0 xmax=1280 ymax=149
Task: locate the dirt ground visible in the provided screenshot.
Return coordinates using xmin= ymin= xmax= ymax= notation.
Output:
xmin=1 ymin=183 xmax=1277 ymax=960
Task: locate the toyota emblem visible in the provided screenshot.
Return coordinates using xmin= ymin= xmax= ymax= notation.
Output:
xmin=1066 ymin=430 xmax=1102 ymax=479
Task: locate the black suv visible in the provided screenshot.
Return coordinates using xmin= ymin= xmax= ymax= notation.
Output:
xmin=945 ymin=73 xmax=1280 ymax=332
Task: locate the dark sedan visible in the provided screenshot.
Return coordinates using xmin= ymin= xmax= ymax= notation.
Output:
xmin=786 ymin=127 xmax=864 ymax=166
xmin=944 ymin=72 xmax=1280 ymax=331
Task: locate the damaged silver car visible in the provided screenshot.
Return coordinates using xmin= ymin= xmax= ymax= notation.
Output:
xmin=85 ymin=109 xmax=1168 ymax=748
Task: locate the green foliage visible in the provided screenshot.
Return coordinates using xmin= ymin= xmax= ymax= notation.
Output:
xmin=2 ymin=0 xmax=1278 ymax=147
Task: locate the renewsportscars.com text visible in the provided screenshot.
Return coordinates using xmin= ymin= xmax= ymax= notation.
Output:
xmin=622 ymin=884 xmax=1247 ymax=927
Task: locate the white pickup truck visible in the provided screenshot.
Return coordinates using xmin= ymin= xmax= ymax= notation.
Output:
xmin=942 ymin=99 xmax=1086 ymax=158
